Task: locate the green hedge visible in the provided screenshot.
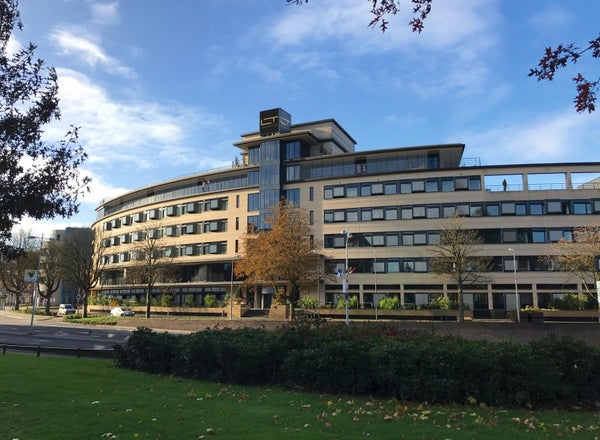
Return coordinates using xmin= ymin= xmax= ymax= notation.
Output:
xmin=113 ymin=324 xmax=600 ymax=408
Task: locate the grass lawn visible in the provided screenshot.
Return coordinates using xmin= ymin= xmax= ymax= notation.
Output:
xmin=1 ymin=354 xmax=598 ymax=439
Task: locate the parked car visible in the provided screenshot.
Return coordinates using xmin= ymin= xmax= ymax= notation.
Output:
xmin=57 ymin=304 xmax=76 ymax=316
xmin=110 ymin=306 xmax=135 ymax=317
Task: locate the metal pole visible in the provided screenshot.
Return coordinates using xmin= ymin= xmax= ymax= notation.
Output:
xmin=509 ymin=248 xmax=520 ymax=323
xmin=29 ymin=234 xmax=44 ymax=335
xmin=229 ymin=257 xmax=234 ymax=320
xmin=343 ymin=229 xmax=350 ymax=326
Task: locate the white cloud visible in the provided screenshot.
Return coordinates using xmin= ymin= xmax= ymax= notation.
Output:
xmin=462 ymin=110 xmax=600 ymax=165
xmin=91 ymin=2 xmax=120 ymax=27
xmin=49 ymin=29 xmax=136 ymax=78
xmin=44 ymin=68 xmax=228 ymax=172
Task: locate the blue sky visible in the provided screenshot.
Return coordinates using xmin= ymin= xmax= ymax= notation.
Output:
xmin=12 ymin=0 xmax=600 ymax=236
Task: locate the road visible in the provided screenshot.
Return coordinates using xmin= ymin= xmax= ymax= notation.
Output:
xmin=0 ymin=311 xmax=131 ymax=351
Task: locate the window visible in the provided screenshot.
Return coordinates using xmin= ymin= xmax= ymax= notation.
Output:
xmin=547 ymin=201 xmax=562 ymax=214
xmin=184 ymin=224 xmax=197 ymax=234
xmin=385 ymin=207 xmax=398 ymax=220
xmin=371 ymin=183 xmax=384 ymax=195
xmin=400 ymin=182 xmax=412 ymax=194
xmin=573 ymin=201 xmax=591 ymax=214
xmin=515 ymin=203 xmax=526 ymax=216
xmin=248 ymin=147 xmax=260 ymax=164
xmin=426 ymin=206 xmax=440 ymax=218
xmin=443 ymin=206 xmax=456 ymax=218
xmin=414 ymin=233 xmax=427 ymax=245
xmin=120 ymin=234 xmax=131 ymax=244
xmin=486 ymin=204 xmax=500 ymax=216
xmin=333 ymin=210 xmax=345 ymax=222
xmin=404 ymin=261 xmax=414 ymax=272
xmin=386 ymin=233 xmax=399 ymax=246
xmin=456 ymin=204 xmax=469 ymax=216
xmin=133 ymin=231 xmax=145 ymax=241
xmin=333 ymin=186 xmax=345 ymax=198
xmin=248 ymin=193 xmax=259 ymax=211
xmin=530 ymin=202 xmax=544 ymax=215
xmin=372 ymin=234 xmax=385 ymax=246
xmin=186 ymin=202 xmax=197 ymax=214
xmin=441 ymin=178 xmax=454 ymax=192
xmin=470 ymin=205 xmax=483 ymax=217
xmin=502 ymin=230 xmax=517 ymax=243
xmin=148 ymin=209 xmax=161 ymax=220
xmin=426 ymin=179 xmax=438 ymax=192
xmin=384 ymin=182 xmax=397 ymax=195
xmin=455 ymin=177 xmax=468 ymax=190
xmin=412 ymin=180 xmax=425 ymax=192
xmin=236 ymin=195 xmax=240 ymax=208
xmin=309 ymin=186 xmax=314 ymax=201
xmin=285 ymin=188 xmax=300 ymax=205
xmin=402 ymin=233 xmax=414 ymax=246
xmin=285 ymin=165 xmax=300 ymax=181
xmin=372 ymin=208 xmax=384 ymax=220
xmin=324 ymin=187 xmax=333 ymax=199
xmin=345 ymin=185 xmax=358 ymax=198
xmin=532 ymin=230 xmax=546 ymax=243
xmin=361 ymin=209 xmax=372 ymax=221
xmin=121 ymin=215 xmax=131 ymax=226
xmin=388 ymin=260 xmax=400 ymax=272
xmin=414 ymin=261 xmax=428 ymax=272
xmin=501 ymin=202 xmax=515 ymax=215
xmin=248 ymin=170 xmax=259 ymax=185
xmin=413 ymin=206 xmax=426 ymax=218
xmin=324 ymin=211 xmax=334 ymax=223
xmin=401 ymin=208 xmax=413 ymax=220
xmin=185 ymin=245 xmax=196 ymax=256
xmin=309 ymin=210 xmax=314 ymax=225
xmin=133 ymin=212 xmax=145 ymax=222
xmin=360 ymin=184 xmax=371 ymax=196
xmin=165 ymin=206 xmax=178 ymax=217
xmin=373 ymin=261 xmax=386 ymax=273
xmin=469 ymin=176 xmax=482 ymax=190
xmin=428 ymin=232 xmax=440 ymax=244
xmin=347 ymin=210 xmax=359 ymax=222
xmin=209 ymin=199 xmax=221 ymax=210
xmin=333 ymin=236 xmax=345 ymax=248
xmin=165 ymin=226 xmax=177 ymax=237
xmin=504 ymin=258 xmax=516 ymax=271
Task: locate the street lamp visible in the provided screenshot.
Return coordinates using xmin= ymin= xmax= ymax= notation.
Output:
xmin=27 ymin=234 xmax=44 ymax=335
xmin=508 ymin=248 xmax=520 ymax=324
xmin=229 ymin=255 xmax=239 ymax=320
xmin=341 ymin=229 xmax=352 ymax=326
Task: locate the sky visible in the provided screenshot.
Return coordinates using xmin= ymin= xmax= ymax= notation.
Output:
xmin=11 ymin=0 xmax=600 ymax=238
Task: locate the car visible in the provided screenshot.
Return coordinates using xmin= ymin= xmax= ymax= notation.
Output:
xmin=110 ymin=306 xmax=135 ymax=317
xmin=57 ymin=304 xmax=76 ymax=316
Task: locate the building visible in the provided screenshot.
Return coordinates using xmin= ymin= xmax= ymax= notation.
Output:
xmin=92 ymin=108 xmax=600 ymax=316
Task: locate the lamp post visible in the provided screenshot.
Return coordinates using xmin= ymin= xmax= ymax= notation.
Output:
xmin=28 ymin=234 xmax=44 ymax=335
xmin=508 ymin=248 xmax=520 ymax=324
xmin=229 ymin=255 xmax=239 ymax=320
xmin=342 ymin=229 xmax=351 ymax=326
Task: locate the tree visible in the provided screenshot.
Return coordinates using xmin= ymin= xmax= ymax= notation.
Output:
xmin=540 ymin=223 xmax=600 ymax=309
xmin=37 ymin=240 xmax=61 ymax=315
xmin=429 ymin=215 xmax=491 ymax=322
xmin=0 ymin=230 xmax=37 ymax=310
xmin=125 ymin=224 xmax=175 ymax=318
xmin=287 ymin=0 xmax=599 ymax=113
xmin=0 ymin=0 xmax=90 ymax=257
xmin=235 ymin=200 xmax=325 ymax=319
xmin=58 ymin=228 xmax=105 ymax=318
xmin=528 ymin=37 xmax=600 ymax=114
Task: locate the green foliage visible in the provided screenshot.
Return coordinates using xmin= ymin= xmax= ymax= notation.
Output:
xmin=550 ymin=293 xmax=590 ymax=310
xmin=113 ymin=325 xmax=600 ymax=408
xmin=184 ymin=294 xmax=195 ymax=307
xmin=378 ymin=295 xmax=400 ymax=310
xmin=336 ymin=295 xmax=359 ymax=309
xmin=423 ymin=295 xmax=458 ymax=310
xmin=204 ymin=294 xmax=219 ymax=308
xmin=62 ymin=315 xmax=117 ymax=325
xmin=297 ymin=295 xmax=319 ymax=308
xmin=160 ymin=294 xmax=174 ymax=307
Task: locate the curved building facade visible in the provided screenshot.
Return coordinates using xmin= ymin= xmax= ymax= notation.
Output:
xmin=92 ymin=109 xmax=600 ymax=314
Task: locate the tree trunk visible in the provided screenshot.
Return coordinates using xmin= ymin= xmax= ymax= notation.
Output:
xmin=458 ymin=288 xmax=465 ymax=323
xmin=14 ymin=293 xmax=20 ymax=311
xmin=145 ymin=284 xmax=151 ymax=318
xmin=82 ymin=291 xmax=89 ymax=318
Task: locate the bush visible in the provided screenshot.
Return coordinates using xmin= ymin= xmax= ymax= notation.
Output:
xmin=204 ymin=294 xmax=219 ymax=308
xmin=297 ymin=295 xmax=318 ymax=309
xmin=378 ymin=295 xmax=400 ymax=310
xmin=550 ymin=293 xmax=589 ymax=310
xmin=112 ymin=325 xmax=600 ymax=408
xmin=184 ymin=294 xmax=195 ymax=307
xmin=423 ymin=295 xmax=458 ymax=310
xmin=336 ymin=295 xmax=359 ymax=309
xmin=160 ymin=294 xmax=174 ymax=307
